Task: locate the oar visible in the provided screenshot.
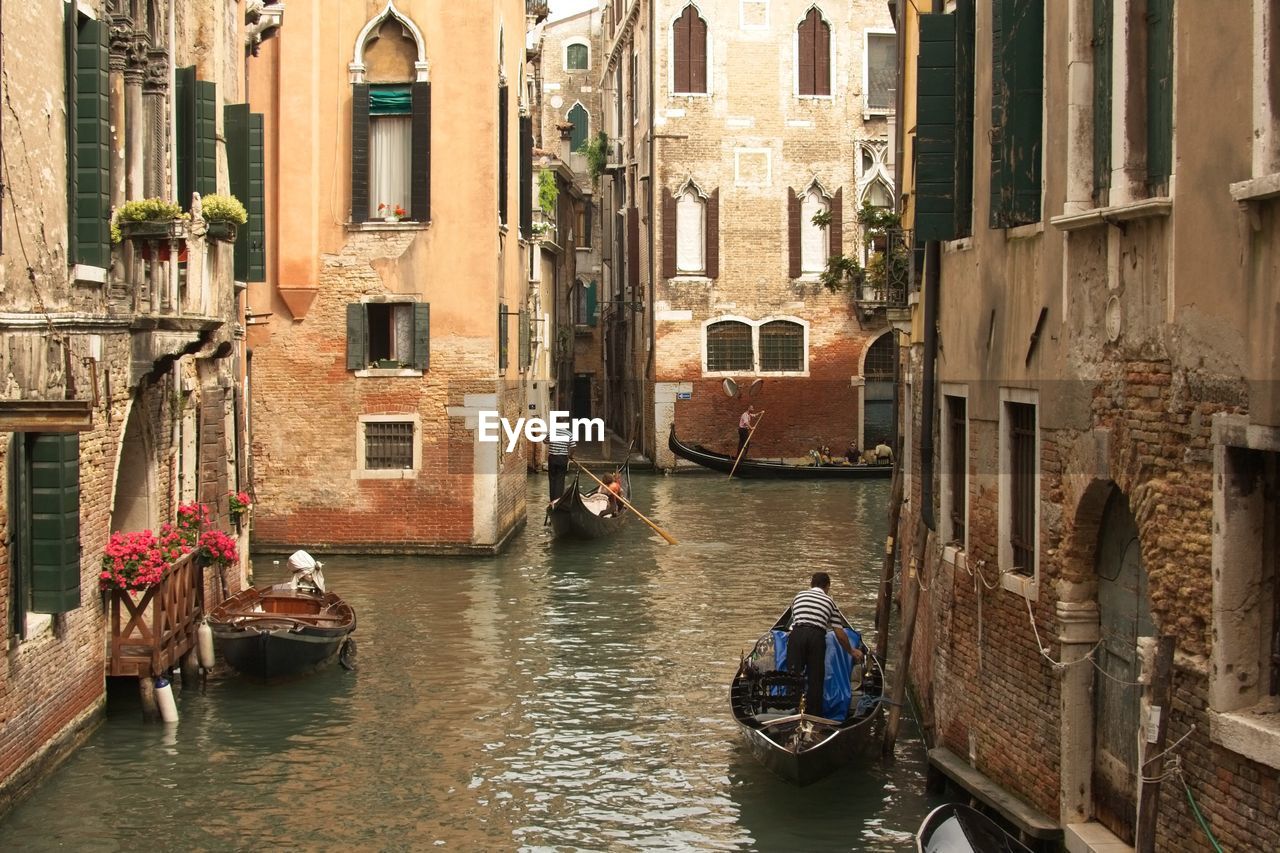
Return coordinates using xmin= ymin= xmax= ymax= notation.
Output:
xmin=729 ymin=412 xmax=764 ymax=480
xmin=572 ymin=460 xmax=678 ymax=545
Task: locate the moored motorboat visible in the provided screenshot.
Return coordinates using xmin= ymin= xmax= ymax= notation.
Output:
xmin=730 ymin=608 xmax=884 ymax=785
xmin=548 ymin=463 xmax=632 ymax=540
xmin=670 ymin=426 xmax=892 ymax=479
xmin=915 ymin=803 xmax=1033 ymax=853
xmin=208 ymin=551 xmax=356 ymax=680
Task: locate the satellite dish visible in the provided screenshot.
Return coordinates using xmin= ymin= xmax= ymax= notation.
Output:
xmin=746 ymin=379 xmax=764 ymax=398
xmin=722 ymin=378 xmax=739 ymax=398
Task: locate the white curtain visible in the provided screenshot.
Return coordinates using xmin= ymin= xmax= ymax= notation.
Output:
xmin=370 ymin=115 xmax=412 ymax=219
xmin=393 ymin=304 xmax=414 ymax=362
xmin=676 ymin=190 xmax=705 ymax=273
xmin=801 ymin=188 xmax=829 ymax=274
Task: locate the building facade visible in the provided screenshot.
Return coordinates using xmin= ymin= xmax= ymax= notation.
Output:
xmin=894 ymin=1 xmax=1280 ymax=851
xmin=246 ymin=0 xmax=530 ymax=553
xmin=0 ymin=0 xmax=261 ymax=812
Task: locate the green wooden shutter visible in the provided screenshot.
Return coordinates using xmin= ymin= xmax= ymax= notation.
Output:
xmin=1146 ymin=0 xmax=1173 ymax=187
xmin=346 ymin=304 xmax=367 ymax=370
xmin=954 ymin=0 xmax=976 ymax=237
xmin=411 ymin=82 xmax=431 ymax=221
xmin=74 ymin=16 xmax=110 ymax=268
xmin=413 ymin=302 xmax=430 ymax=370
xmin=568 ymin=103 xmax=588 ymax=152
xmin=916 ymin=13 xmax=958 ymax=241
xmin=247 ymin=113 xmax=266 ymax=281
xmin=195 ymin=80 xmax=217 ymax=196
xmin=29 ymin=434 xmax=81 ymax=614
xmin=64 ymin=2 xmax=77 ymax=264
xmin=351 ymin=83 xmax=371 ymax=222
xmin=518 ymin=308 xmax=531 ymax=369
xmin=176 ymin=66 xmax=196 ymax=207
xmin=519 ymin=114 xmax=532 ymax=238
xmin=585 ymin=281 xmax=598 ymax=327
xmin=1006 ymin=0 xmax=1043 ymax=225
xmin=988 ymin=0 xmax=1006 ymax=228
xmin=1092 ymin=0 xmax=1113 ymax=203
xmin=498 ymin=307 xmax=509 ymax=371
xmin=225 ymin=104 xmax=250 ymax=280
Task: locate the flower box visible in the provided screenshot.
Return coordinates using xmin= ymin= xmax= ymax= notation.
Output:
xmin=120 ymin=218 xmax=184 ymax=242
xmin=206 ymin=220 xmax=238 ymax=242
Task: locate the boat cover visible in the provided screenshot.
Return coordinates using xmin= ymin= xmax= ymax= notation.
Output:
xmin=770 ymin=627 xmax=863 ymax=720
xmin=286 ymin=550 xmax=326 ymax=593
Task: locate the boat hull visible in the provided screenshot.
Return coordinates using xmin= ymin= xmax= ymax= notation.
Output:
xmin=209 ymin=585 xmax=356 ymax=680
xmin=212 ymin=626 xmax=347 ymax=680
xmin=548 ymin=467 xmax=632 ymax=540
xmin=670 ymin=427 xmax=892 ymax=480
xmin=737 ymin=709 xmax=883 ymax=786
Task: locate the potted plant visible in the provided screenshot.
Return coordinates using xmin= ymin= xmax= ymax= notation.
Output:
xmin=228 ymin=490 xmax=252 ymax=526
xmin=370 ymin=358 xmax=401 ymax=369
xmin=201 ymin=193 xmax=248 ymax=242
xmin=377 ymin=202 xmax=407 ymax=223
xmin=112 ymin=198 xmax=186 ymax=243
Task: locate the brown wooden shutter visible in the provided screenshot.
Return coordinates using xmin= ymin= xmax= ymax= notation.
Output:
xmin=351 ymin=83 xmax=370 ymax=222
xmin=627 ymin=207 xmax=640 ymax=291
xmin=705 ymin=188 xmax=720 ymax=279
xmin=673 ymin=9 xmax=691 ymax=93
xmin=411 ymin=82 xmax=431 ymax=221
xmin=787 ymin=188 xmax=801 ymax=278
xmin=829 ymin=187 xmax=842 ymax=260
xmin=814 ymin=18 xmax=831 ymax=96
xmin=798 ymin=13 xmax=816 ymax=95
xmin=690 ymin=13 xmax=708 ymax=93
xmin=662 ymin=190 xmax=677 ymax=279
xmin=499 ymin=85 xmax=509 ymax=225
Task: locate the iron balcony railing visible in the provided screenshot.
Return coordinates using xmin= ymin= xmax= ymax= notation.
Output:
xmin=854 ymin=227 xmax=916 ymax=310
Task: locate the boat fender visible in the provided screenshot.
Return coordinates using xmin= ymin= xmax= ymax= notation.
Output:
xmin=339 ymin=637 xmax=358 ymax=671
xmin=196 ymin=620 xmax=216 ymax=669
xmin=155 ymin=676 xmax=179 ymax=723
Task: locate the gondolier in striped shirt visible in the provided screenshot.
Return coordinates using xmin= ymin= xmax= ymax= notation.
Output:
xmin=547 ymin=434 xmax=576 ymax=504
xmin=788 ymin=572 xmax=860 ymax=717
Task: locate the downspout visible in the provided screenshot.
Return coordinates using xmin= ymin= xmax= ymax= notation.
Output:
xmin=918 ymin=1 xmax=943 ymax=531
xmin=645 ymin=0 xmax=656 ymax=457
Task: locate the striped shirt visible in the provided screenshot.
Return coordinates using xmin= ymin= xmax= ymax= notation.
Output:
xmin=548 ymin=437 xmax=576 ymax=458
xmin=790 ymin=587 xmax=841 ymax=631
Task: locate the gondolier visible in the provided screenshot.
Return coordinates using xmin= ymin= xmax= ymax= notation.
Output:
xmin=738 ymin=405 xmax=763 ymax=456
xmin=788 ymin=572 xmax=859 ymax=716
xmin=547 ymin=433 xmax=576 ymax=504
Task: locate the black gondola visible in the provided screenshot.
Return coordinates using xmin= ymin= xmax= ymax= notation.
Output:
xmin=209 ymin=581 xmax=356 ymax=680
xmin=548 ymin=463 xmax=632 ymax=540
xmin=730 ymin=608 xmax=885 ymax=785
xmin=916 ymin=804 xmax=1034 ymax=853
xmin=670 ymin=426 xmax=892 ymax=479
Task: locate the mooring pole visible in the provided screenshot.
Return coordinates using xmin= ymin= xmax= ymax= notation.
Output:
xmin=1136 ymin=635 xmax=1177 ymax=853
xmin=874 ymin=460 xmax=905 ymax=663
xmin=883 ymin=519 xmax=928 ymax=755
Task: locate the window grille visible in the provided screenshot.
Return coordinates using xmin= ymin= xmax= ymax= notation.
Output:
xmin=759 ymin=321 xmax=803 ymax=372
xmin=1008 ymin=401 xmax=1036 ymax=575
xmin=948 ymin=396 xmax=967 ymax=543
xmin=365 ymin=421 xmax=415 ymax=470
xmin=706 ymin=321 xmax=753 ymax=372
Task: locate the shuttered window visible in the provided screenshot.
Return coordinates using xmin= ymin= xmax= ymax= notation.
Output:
xmin=576 ymin=279 xmax=598 ymax=326
xmin=759 ymin=321 xmax=804 ymax=372
xmin=916 ymin=14 xmax=957 ymax=241
xmin=1092 ymin=0 xmax=1113 ymax=205
xmin=66 ymin=10 xmax=110 ymax=268
xmin=706 ymin=321 xmax=754 ymax=372
xmin=1007 ymin=401 xmax=1036 ymax=576
xmin=673 ymin=5 xmax=708 ymax=94
xmin=800 ymin=187 xmax=828 ymax=274
xmin=176 ymin=66 xmax=216 ymax=207
xmin=498 ymin=306 xmax=509 ymax=371
xmin=955 ymin=0 xmax=976 ymax=236
xmin=346 ymin=302 xmax=430 ymax=370
xmin=1145 ymin=0 xmax=1173 ymax=189
xmin=676 ymin=188 xmax=705 ymax=273
xmin=567 ymin=103 xmax=589 ymax=152
xmin=566 ymin=42 xmax=589 ymax=70
xmin=519 ymin=115 xmax=533 ymax=239
xmin=499 ymin=84 xmax=509 ymax=225
xmin=988 ymin=0 xmax=1043 ymax=228
xmin=797 ymin=8 xmax=831 ymax=96
xmin=865 ymin=32 xmax=897 ymax=109
xmin=519 ymin=308 xmax=531 ymax=369
xmin=10 ymin=433 xmax=82 ymax=622
xmin=225 ymin=105 xmax=267 ymax=282
xmin=352 ymin=82 xmax=430 ymax=223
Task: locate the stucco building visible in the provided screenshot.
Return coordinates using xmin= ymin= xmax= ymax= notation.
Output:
xmin=893 ymin=1 xmax=1280 ymax=850
xmin=245 ymin=0 xmax=530 ymax=553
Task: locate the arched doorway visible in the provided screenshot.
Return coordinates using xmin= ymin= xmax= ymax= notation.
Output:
xmin=1092 ymin=488 xmax=1153 ymax=844
xmin=111 ymin=397 xmax=155 ymax=533
xmin=861 ymin=332 xmax=894 ymax=449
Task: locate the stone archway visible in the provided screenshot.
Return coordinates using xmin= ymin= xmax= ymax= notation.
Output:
xmin=111 ymin=395 xmax=156 ymax=533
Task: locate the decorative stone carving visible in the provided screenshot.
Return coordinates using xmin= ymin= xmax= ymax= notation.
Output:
xmin=143 ymin=47 xmax=169 ymax=94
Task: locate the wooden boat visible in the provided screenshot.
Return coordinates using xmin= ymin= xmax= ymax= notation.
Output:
xmin=670 ymin=426 xmax=893 ymax=480
xmin=730 ymin=608 xmax=885 ymax=785
xmin=209 ymin=583 xmax=356 ymax=680
xmin=916 ymin=803 xmax=1034 ymax=853
xmin=548 ymin=463 xmax=632 ymax=540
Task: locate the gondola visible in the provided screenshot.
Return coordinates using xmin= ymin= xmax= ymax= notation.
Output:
xmin=548 ymin=463 xmax=632 ymax=540
xmin=916 ymin=803 xmax=1033 ymax=853
xmin=730 ymin=607 xmax=885 ymax=785
xmin=208 ymin=552 xmax=356 ymax=680
xmin=670 ymin=426 xmax=893 ymax=479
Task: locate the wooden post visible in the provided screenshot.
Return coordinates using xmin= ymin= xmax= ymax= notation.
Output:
xmin=874 ymin=462 xmax=905 ymax=662
xmin=138 ymin=676 xmax=159 ymax=723
xmin=180 ymin=648 xmax=200 ymax=689
xmin=1136 ymin=635 xmax=1176 ymax=853
xmin=883 ymin=519 xmax=928 ymax=756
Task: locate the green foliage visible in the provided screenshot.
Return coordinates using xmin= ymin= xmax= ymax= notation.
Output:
xmin=866 ymin=242 xmax=911 ymax=295
xmin=855 ymin=200 xmax=901 ymax=234
xmin=582 ymin=132 xmax=608 ymax=185
xmin=819 ymin=253 xmax=864 ymax=293
xmin=538 ymin=170 xmax=559 ymax=216
xmin=200 ymin=193 xmax=248 ymax=225
xmin=111 ymin=198 xmax=186 ymax=244
xmin=810 ymin=208 xmax=832 ymax=229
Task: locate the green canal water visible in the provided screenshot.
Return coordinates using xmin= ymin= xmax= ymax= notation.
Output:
xmin=0 ymin=474 xmax=940 ymax=851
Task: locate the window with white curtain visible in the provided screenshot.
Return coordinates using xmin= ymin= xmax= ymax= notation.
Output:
xmin=800 ymin=186 xmax=829 ymax=274
xmin=676 ymin=187 xmax=705 ymax=273
xmin=369 ymin=85 xmax=412 ymax=220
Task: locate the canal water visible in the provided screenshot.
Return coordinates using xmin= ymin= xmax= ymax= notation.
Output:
xmin=0 ymin=474 xmax=939 ymax=851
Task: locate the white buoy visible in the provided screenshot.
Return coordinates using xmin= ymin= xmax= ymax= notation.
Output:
xmin=155 ymin=676 xmax=179 ymax=723
xmin=197 ymin=621 xmax=215 ymax=669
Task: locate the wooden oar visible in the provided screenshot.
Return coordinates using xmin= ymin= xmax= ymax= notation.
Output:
xmin=729 ymin=412 xmax=764 ymax=480
xmin=572 ymin=460 xmax=678 ymax=545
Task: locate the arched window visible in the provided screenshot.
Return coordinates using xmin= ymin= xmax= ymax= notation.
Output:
xmin=672 ymin=5 xmax=708 ymax=94
xmin=567 ymin=103 xmax=589 ymax=152
xmin=797 ymin=7 xmax=831 ymax=96
xmin=759 ymin=320 xmax=804 ymax=372
xmin=566 ymin=42 xmax=589 ymax=70
xmin=862 ymin=332 xmax=895 ymax=448
xmin=676 ymin=186 xmax=705 ymax=273
xmin=706 ymin=321 xmax=753 ymax=372
xmin=800 ymin=185 xmax=829 ymax=274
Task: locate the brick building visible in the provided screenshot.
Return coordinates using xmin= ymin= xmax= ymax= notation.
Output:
xmin=245 ymin=0 xmax=531 ymax=553
xmin=894 ymin=1 xmax=1280 ymax=850
xmin=0 ymin=0 xmax=262 ymax=814
xmin=595 ymin=0 xmax=899 ymax=467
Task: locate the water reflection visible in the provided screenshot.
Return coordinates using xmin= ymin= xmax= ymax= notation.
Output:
xmin=0 ymin=474 xmax=936 ymax=851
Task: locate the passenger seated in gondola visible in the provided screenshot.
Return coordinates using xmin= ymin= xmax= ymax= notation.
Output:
xmin=600 ymin=473 xmax=623 ymax=515
xmin=844 ymin=442 xmax=862 ymax=464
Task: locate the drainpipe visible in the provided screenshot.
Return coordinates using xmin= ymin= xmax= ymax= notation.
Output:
xmin=920 ymin=238 xmax=939 ymax=530
xmin=645 ymin=0 xmax=656 ymax=458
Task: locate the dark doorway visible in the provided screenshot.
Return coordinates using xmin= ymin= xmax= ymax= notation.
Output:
xmin=572 ymin=374 xmax=592 ymax=421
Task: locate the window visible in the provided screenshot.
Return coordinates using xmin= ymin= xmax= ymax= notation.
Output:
xmin=356 ymin=415 xmax=421 ymax=478
xmin=346 ymin=302 xmax=430 ymax=370
xmin=676 ymin=187 xmax=705 ymax=273
xmin=1144 ymin=0 xmax=1173 ymax=189
xmin=499 ymin=83 xmax=509 ymax=225
xmin=864 ymin=31 xmax=897 ymax=111
xmin=800 ymin=186 xmax=829 ymax=274
xmin=706 ymin=320 xmax=753 ymax=372
xmin=575 ymin=279 xmax=597 ymax=326
xmin=989 ymin=0 xmax=1043 ymax=228
xmin=498 ymin=306 xmax=509 ymax=371
xmin=565 ymin=41 xmax=589 ymax=71
xmin=863 ymin=333 xmax=895 ymax=447
xmin=759 ymin=321 xmax=804 ymax=372
xmin=1092 ymin=0 xmax=1113 ymax=205
xmin=65 ymin=7 xmax=110 ymax=269
xmin=941 ymin=391 xmax=968 ymax=547
xmin=999 ymin=391 xmax=1039 ymax=590
xmin=368 ymin=85 xmax=412 ymax=220
xmin=797 ymin=7 xmax=831 ymax=97
xmin=672 ymin=4 xmax=708 ymax=94
xmin=8 ymin=433 xmax=82 ymax=636
xmin=663 ymin=184 xmax=720 ymax=279
xmin=567 ymin=103 xmax=589 ymax=152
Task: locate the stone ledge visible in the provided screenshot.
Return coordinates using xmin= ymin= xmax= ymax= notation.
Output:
xmin=1064 ymin=821 xmax=1133 ymax=853
xmin=928 ymin=746 xmax=1062 ymax=841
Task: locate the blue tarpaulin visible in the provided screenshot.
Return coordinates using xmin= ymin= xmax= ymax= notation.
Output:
xmin=772 ymin=627 xmax=863 ymax=720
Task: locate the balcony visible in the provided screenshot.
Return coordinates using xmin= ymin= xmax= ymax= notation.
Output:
xmin=107 ymin=550 xmax=204 ymax=678
xmin=853 ymin=227 xmax=915 ymax=314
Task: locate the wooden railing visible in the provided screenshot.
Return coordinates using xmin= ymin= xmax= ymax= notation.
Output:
xmin=107 ymin=551 xmax=204 ymax=678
